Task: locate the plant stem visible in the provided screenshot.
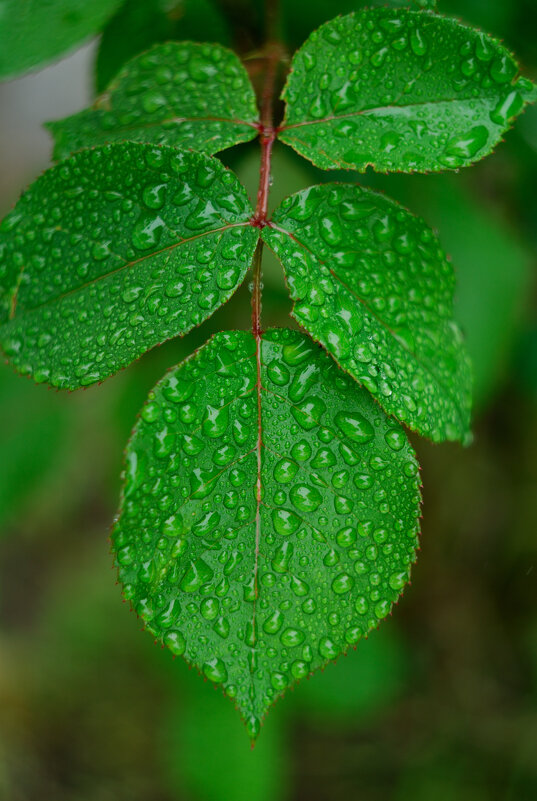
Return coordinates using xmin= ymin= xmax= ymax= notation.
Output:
xmin=251 ymin=239 xmax=263 ymax=337
xmin=249 ymin=2 xmax=281 ymax=721
xmin=251 ymin=39 xmax=280 ymax=331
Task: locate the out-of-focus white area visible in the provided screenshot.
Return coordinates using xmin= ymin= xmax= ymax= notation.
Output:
xmin=0 ymin=41 xmax=97 ymax=214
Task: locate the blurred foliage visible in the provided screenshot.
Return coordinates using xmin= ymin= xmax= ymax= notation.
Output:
xmin=1 ymin=0 xmax=537 ymax=799
xmin=95 ymin=0 xmax=231 ymax=92
xmin=0 ymin=371 xmax=69 ymax=531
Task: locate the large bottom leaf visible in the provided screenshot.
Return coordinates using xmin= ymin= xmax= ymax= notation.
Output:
xmin=111 ymin=328 xmax=421 ymax=739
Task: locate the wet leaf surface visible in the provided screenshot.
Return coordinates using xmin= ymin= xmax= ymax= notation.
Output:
xmin=48 ymin=41 xmax=259 ymax=161
xmin=263 ymin=183 xmax=472 ymax=442
xmin=112 ymin=328 xmax=421 ymax=738
xmin=279 ymin=8 xmax=536 ymax=172
xmin=0 ymin=143 xmax=258 ymax=389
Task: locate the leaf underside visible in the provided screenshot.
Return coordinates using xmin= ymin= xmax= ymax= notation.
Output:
xmin=279 ymin=8 xmax=536 ymax=172
xmin=262 ymin=183 xmax=472 ymax=443
xmin=112 ymin=328 xmax=421 ymax=739
xmin=0 ymin=143 xmax=258 ymax=389
xmin=47 ymin=41 xmax=259 ymax=161
xmin=0 ymin=0 xmax=123 ymax=80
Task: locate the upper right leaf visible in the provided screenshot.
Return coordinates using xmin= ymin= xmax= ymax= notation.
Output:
xmin=279 ymin=8 xmax=537 ymax=172
xmin=262 ymin=184 xmax=472 ymax=443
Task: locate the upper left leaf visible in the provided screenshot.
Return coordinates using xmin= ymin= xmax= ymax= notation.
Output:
xmin=47 ymin=42 xmax=260 ymax=161
xmin=0 ymin=0 xmax=123 ymax=80
xmin=0 ymin=143 xmax=259 ymax=389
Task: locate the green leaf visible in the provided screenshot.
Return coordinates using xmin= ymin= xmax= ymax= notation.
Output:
xmin=0 ymin=0 xmax=122 ymax=81
xmin=95 ymin=0 xmax=231 ymax=93
xmin=111 ymin=327 xmax=421 ymax=739
xmin=278 ymin=8 xmax=536 ymax=172
xmin=47 ymin=41 xmax=259 ymax=162
xmin=261 ymin=184 xmax=472 ymax=443
xmin=0 ymin=143 xmax=258 ymax=389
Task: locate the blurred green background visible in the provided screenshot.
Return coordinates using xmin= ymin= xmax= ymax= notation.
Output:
xmin=1 ymin=0 xmax=537 ymax=798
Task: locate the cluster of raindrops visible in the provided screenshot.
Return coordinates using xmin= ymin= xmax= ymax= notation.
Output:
xmin=0 ymin=143 xmax=258 ymax=388
xmin=112 ymin=328 xmax=421 ymax=738
xmin=280 ymin=8 xmax=533 ymax=172
xmin=263 ymin=184 xmax=472 ymax=442
xmin=48 ymin=41 xmax=259 ymax=161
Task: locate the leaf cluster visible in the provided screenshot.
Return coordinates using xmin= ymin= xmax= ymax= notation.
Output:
xmin=0 ymin=0 xmax=534 ymax=739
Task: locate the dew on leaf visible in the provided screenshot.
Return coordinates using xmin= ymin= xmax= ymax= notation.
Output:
xmin=262 ymin=183 xmax=472 ymax=443
xmin=0 ymin=143 xmax=258 ymax=389
xmin=279 ymin=8 xmax=532 ymax=173
xmin=111 ymin=329 xmax=421 ymax=739
xmin=47 ymin=42 xmax=259 ymax=161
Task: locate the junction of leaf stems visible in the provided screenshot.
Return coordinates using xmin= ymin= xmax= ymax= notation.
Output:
xmin=249 ymin=41 xmax=283 ymax=334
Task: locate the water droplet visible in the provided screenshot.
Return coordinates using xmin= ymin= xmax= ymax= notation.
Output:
xmin=335 ymin=411 xmax=374 ymax=443
xmin=203 ymin=657 xmax=228 ymax=683
xmin=163 ymin=630 xmax=186 ymax=656
xmin=290 ymin=484 xmax=322 ymax=513
xmin=384 ymin=428 xmax=406 ymax=451
xmin=267 ymin=360 xmax=290 ymax=386
xmin=410 ymin=28 xmax=427 ymax=56
xmin=272 ymin=508 xmax=300 ymax=536
xmin=202 ymin=404 xmax=229 ymax=438
xmin=318 ymin=636 xmax=338 ymax=660
xmin=200 ymin=597 xmax=219 ymax=620
xmin=490 ymin=90 xmax=524 ymax=126
xmin=180 ymin=558 xmax=214 ymax=593
xmin=273 ymin=458 xmax=299 ymax=484
xmin=319 ymin=214 xmax=343 ymax=246
xmin=280 ymin=627 xmax=305 ymax=647
xmin=375 ymin=599 xmax=391 ymax=619
xmin=143 ymin=183 xmax=166 ymax=209
xmin=331 ymin=573 xmax=354 ymax=594
xmin=490 ymin=53 xmax=517 ymax=84
xmin=263 ymin=609 xmax=284 ymax=634
xmin=131 ymin=215 xmax=164 ymax=250
xmin=442 ymin=125 xmax=488 ymax=162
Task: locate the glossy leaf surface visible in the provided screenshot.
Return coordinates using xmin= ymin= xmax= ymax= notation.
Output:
xmin=262 ymin=184 xmax=472 ymax=443
xmin=48 ymin=42 xmax=259 ymax=161
xmin=112 ymin=328 xmax=421 ymax=738
xmin=95 ymin=0 xmax=231 ymax=92
xmin=0 ymin=143 xmax=258 ymax=389
xmin=0 ymin=0 xmax=122 ymax=80
xmin=279 ymin=8 xmax=536 ymax=172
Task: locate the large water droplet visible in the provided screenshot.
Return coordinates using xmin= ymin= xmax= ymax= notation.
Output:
xmin=335 ymin=411 xmax=374 ymax=443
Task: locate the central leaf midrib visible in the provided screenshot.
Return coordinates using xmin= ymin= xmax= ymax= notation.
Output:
xmin=249 ymin=335 xmax=264 ymax=707
xmin=280 ymin=93 xmax=504 ymax=132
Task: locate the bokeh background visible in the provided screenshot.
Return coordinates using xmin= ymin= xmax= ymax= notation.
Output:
xmin=1 ymin=0 xmax=537 ymax=798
